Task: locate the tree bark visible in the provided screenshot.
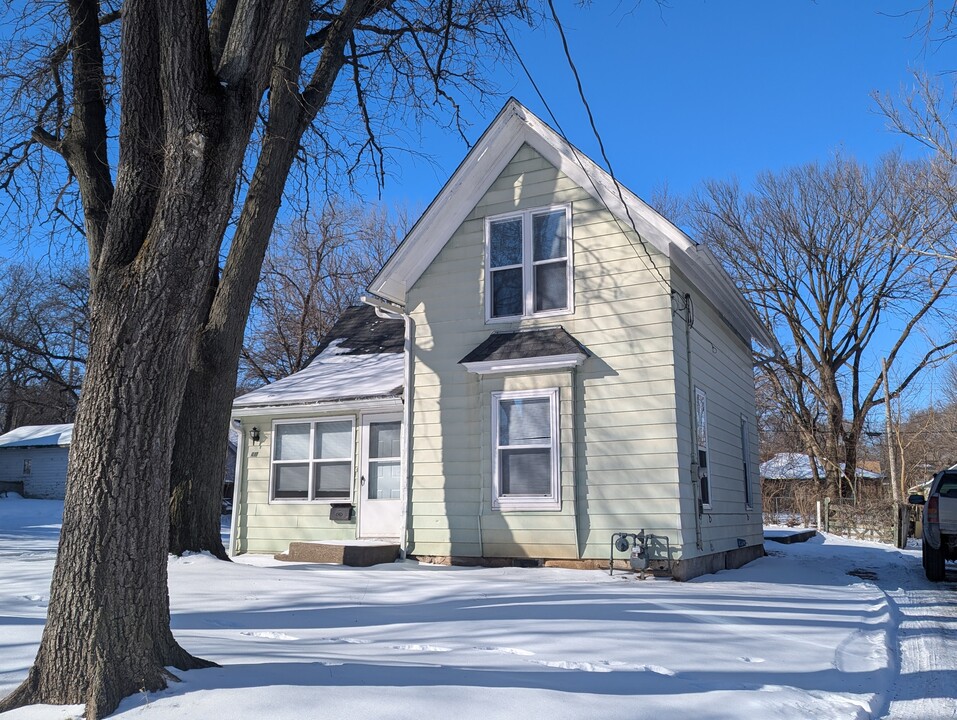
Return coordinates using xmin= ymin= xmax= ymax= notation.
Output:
xmin=0 ymin=227 xmax=222 ymax=717
xmin=0 ymin=1 xmax=532 ymax=714
xmin=167 ymin=0 xmax=369 ymax=557
xmin=1 ymin=0 xmax=291 ymax=713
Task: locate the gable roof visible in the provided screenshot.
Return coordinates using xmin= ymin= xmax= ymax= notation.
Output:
xmin=311 ymin=305 xmax=405 ymax=358
xmin=233 ymin=306 xmax=404 ymax=411
xmin=0 ymin=424 xmax=73 ymax=448
xmin=367 ymin=98 xmax=775 ymax=349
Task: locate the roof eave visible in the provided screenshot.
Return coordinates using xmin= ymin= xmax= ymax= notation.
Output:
xmin=232 ymin=394 xmax=403 ymax=418
xmin=368 ymin=98 xmax=774 ymax=349
xmin=461 ymin=352 xmax=586 ymax=375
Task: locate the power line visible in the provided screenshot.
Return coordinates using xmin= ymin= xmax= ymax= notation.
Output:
xmin=495 ymin=11 xmax=673 ymax=297
xmin=545 ymin=0 xmax=671 ymax=293
xmin=501 ymin=6 xmax=737 ymax=367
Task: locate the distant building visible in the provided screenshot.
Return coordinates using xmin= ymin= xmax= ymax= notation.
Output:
xmin=760 ymin=453 xmax=883 ymax=483
xmin=0 ymin=423 xmax=238 ymax=501
xmin=0 ymin=424 xmax=73 ymax=498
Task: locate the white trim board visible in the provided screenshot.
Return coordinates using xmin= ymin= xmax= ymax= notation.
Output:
xmin=366 ymin=98 xmax=775 ymax=350
xmin=232 ymin=397 xmax=402 ymax=419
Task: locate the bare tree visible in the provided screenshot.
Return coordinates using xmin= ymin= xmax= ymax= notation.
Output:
xmin=240 ymin=201 xmax=404 ymax=388
xmin=945 ymin=361 xmax=957 ymax=406
xmin=692 ymin=154 xmax=957 ymax=498
xmin=0 ymin=262 xmax=88 ymax=432
xmin=894 ymin=402 xmax=957 ymax=487
xmin=0 ymin=1 xmax=534 ymax=716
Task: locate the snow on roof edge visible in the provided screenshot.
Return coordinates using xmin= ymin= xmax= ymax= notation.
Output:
xmin=233 ymin=352 xmax=404 ymax=410
xmin=0 ymin=424 xmax=74 ymax=448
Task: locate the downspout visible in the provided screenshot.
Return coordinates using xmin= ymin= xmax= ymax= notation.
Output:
xmin=571 ymin=364 xmax=582 ymax=559
xmin=682 ymin=293 xmax=703 ymax=551
xmin=477 ymin=377 xmax=485 ymax=558
xmin=227 ymin=421 xmax=244 ymax=557
xmin=363 ymin=295 xmax=414 ymax=559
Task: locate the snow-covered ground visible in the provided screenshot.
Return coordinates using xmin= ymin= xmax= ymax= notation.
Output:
xmin=0 ymin=496 xmax=955 ymax=719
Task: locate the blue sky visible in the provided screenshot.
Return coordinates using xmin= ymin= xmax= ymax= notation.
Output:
xmin=370 ymin=0 xmax=953 ymax=212
xmin=359 ymin=0 xmax=956 ymax=411
xmin=3 ymin=1 xmax=948 ymax=259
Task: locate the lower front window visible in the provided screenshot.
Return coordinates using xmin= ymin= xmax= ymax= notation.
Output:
xmin=492 ymin=388 xmax=560 ymax=511
xmin=270 ymin=418 xmax=354 ymax=502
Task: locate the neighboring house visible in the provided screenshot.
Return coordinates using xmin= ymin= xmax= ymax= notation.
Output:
xmin=231 ymin=305 xmax=405 ymax=540
xmin=760 ymin=453 xmax=884 ymax=483
xmin=0 ymin=422 xmax=239 ymax=502
xmin=0 ymin=424 xmax=73 ymax=498
xmin=230 ymin=99 xmax=775 ymax=580
xmin=761 ymin=453 xmax=885 ymax=514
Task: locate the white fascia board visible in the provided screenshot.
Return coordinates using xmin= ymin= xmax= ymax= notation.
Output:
xmin=462 ymin=353 xmax=585 ymax=375
xmin=368 ymin=98 xmax=770 ymax=348
xmin=518 ymin=120 xmax=681 ymax=260
xmin=367 ymin=101 xmax=530 ymax=305
xmin=669 ymin=247 xmax=753 ymax=348
xmin=231 ymin=396 xmax=402 ymax=419
xmin=695 ymin=246 xmax=778 ymax=350
xmin=368 ymin=99 xmax=686 ymax=306
xmin=672 ymin=244 xmax=777 ymax=351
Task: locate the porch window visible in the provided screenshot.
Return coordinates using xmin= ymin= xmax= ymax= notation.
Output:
xmin=492 ymin=388 xmax=560 ymax=510
xmin=487 ymin=206 xmax=571 ymax=320
xmin=271 ymin=418 xmax=354 ymax=502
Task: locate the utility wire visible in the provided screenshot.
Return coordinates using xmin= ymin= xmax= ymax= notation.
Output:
xmin=495 ymin=11 xmax=673 ymax=298
xmin=545 ymin=0 xmax=672 ymax=293
xmin=545 ymin=1 xmax=752 ymax=359
xmin=498 ymin=6 xmax=726 ymax=365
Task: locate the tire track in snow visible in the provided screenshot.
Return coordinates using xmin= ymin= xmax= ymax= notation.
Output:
xmin=877 ymin=581 xmax=957 ymax=719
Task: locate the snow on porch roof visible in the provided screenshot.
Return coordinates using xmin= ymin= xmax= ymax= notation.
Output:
xmin=0 ymin=424 xmax=73 ymax=448
xmin=233 ymin=352 xmax=404 ymax=409
xmin=233 ymin=306 xmax=405 ymax=411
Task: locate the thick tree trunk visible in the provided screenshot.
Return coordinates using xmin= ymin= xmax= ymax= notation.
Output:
xmin=168 ymin=356 xmax=236 ymax=559
xmin=842 ymin=429 xmax=860 ymax=500
xmin=0 ymin=0 xmax=265 ymax=709
xmin=0 ymin=255 xmax=219 ymax=717
xmin=166 ymin=0 xmax=359 ymax=557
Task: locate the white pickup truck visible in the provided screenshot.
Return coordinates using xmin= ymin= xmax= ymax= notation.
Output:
xmin=911 ymin=467 xmax=957 ymax=582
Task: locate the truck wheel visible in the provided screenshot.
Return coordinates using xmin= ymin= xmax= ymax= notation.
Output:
xmin=923 ymin=543 xmax=945 ymax=582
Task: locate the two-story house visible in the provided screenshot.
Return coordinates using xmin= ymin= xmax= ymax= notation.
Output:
xmin=229 ymin=99 xmax=774 ymax=580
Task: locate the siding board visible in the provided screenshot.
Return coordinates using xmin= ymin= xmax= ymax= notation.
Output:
xmin=407 ymin=142 xmax=686 ymax=560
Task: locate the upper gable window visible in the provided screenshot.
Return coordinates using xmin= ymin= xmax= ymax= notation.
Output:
xmin=486 ymin=206 xmax=572 ymax=320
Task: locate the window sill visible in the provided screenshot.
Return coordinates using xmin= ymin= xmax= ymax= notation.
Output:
xmin=486 ymin=308 xmax=574 ymax=325
xmin=269 ymin=498 xmax=353 ymax=505
xmin=493 ymin=498 xmax=561 ymax=512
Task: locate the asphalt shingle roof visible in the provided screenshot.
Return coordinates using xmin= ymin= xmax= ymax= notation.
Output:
xmin=460 ymin=327 xmax=589 ymax=365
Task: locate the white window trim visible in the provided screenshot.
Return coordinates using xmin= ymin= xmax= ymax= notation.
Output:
xmin=485 ymin=204 xmax=574 ymax=323
xmin=695 ymin=387 xmax=712 ymax=510
xmin=269 ymin=416 xmax=355 ymax=504
xmin=740 ymin=414 xmax=753 ymax=509
xmin=491 ymin=387 xmax=561 ymax=511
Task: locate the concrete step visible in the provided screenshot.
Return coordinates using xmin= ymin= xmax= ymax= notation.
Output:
xmin=275 ymin=540 xmax=400 ymax=567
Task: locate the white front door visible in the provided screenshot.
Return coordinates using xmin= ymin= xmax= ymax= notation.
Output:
xmin=358 ymin=413 xmax=403 ymax=539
